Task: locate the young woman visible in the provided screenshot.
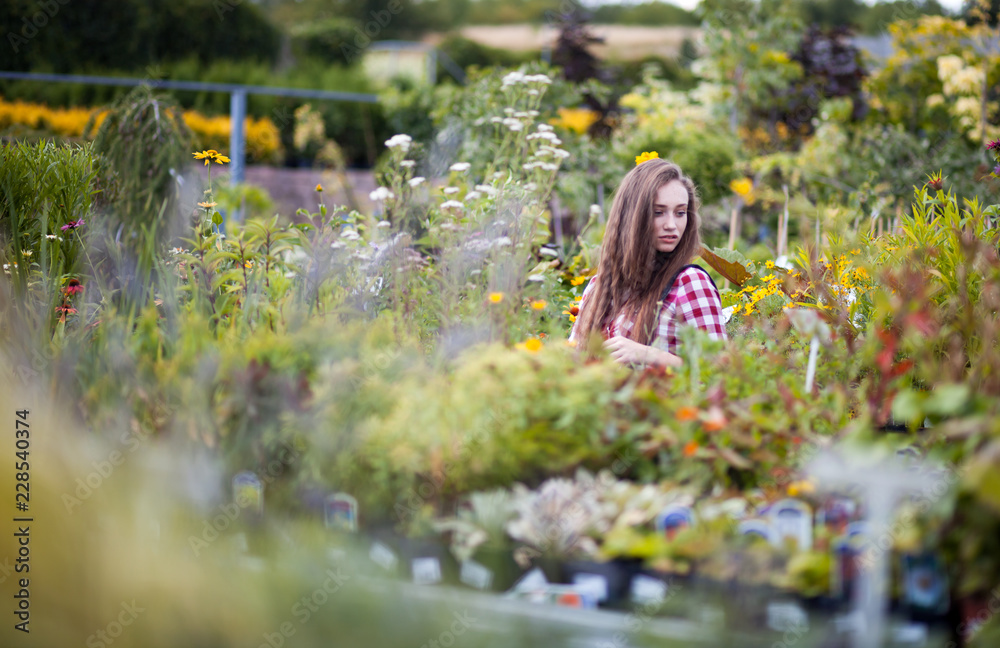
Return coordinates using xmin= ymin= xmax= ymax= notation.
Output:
xmin=570 ymin=158 xmax=726 ymax=367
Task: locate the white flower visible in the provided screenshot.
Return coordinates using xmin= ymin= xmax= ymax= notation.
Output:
xmin=537 ymin=124 xmax=554 ymax=132
xmin=528 ymin=110 xmax=539 ymax=117
xmin=441 ymin=222 xmax=461 ymax=231
xmin=589 ymin=204 xmax=603 ymax=219
xmin=552 ymin=149 xmax=570 ymax=159
xmin=475 ymin=184 xmax=497 ymax=197
xmin=541 ymin=163 xmax=558 ymax=171
xmin=45 ymin=234 xmax=59 ymax=240
xmin=523 ymin=162 xmax=540 ymax=170
xmin=441 ymin=200 xmax=464 ymax=210
xmin=494 ymin=236 xmax=512 ymax=247
xmin=408 ymin=176 xmax=425 ymax=187
xmin=449 ymin=162 xmax=471 ymax=172
xmin=514 ymin=111 xmax=528 ymax=118
xmin=527 ymin=274 xmax=545 ymax=282
xmin=524 ymin=182 xmax=538 ymax=191
xmin=465 ymin=191 xmax=482 ymax=201
xmin=377 ymin=220 xmax=391 ymax=228
xmin=330 ymin=241 xmax=346 ymax=249
xmin=504 ymin=108 xmax=515 ymax=115
xmin=400 ymin=160 xmax=416 ymax=168
xmin=502 ymin=71 xmax=525 ymax=87
xmin=539 ymin=247 xmax=559 ymax=257
xmin=169 ymin=246 xmax=185 ymax=255
xmin=490 ymin=116 xmax=503 ymax=124
xmin=384 ymin=134 xmax=412 ymax=151
xmin=527 ymin=89 xmax=539 ymax=96
xmin=502 ymin=118 xmax=524 ymax=132
xmin=369 ymin=187 xmax=395 ymax=202
xmin=443 ymin=187 xmax=460 ymax=195
xmin=525 ymin=74 xmax=552 ymax=84
xmin=341 ymin=229 xmax=361 ymax=241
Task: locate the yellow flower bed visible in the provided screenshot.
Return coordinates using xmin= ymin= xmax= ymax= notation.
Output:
xmin=0 ymin=97 xmax=282 ymax=163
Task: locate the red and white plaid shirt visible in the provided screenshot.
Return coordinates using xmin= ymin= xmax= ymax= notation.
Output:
xmin=571 ymin=266 xmax=727 ymax=355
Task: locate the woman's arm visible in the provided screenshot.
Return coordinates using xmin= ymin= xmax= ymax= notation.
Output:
xmin=603 ymin=335 xmax=682 ymax=368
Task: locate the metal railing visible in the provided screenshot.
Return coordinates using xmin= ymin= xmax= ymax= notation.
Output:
xmin=0 ymin=70 xmax=379 ymax=186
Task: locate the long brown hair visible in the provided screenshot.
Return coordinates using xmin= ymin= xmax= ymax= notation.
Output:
xmin=575 ymin=159 xmax=701 ymax=345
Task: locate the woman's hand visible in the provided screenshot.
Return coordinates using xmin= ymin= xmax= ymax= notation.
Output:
xmin=603 ymin=336 xmax=682 ymax=368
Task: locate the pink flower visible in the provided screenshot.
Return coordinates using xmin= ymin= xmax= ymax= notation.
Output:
xmin=60 ymin=219 xmax=85 ymax=231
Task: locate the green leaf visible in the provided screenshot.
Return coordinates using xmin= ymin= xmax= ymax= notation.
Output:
xmin=890 ymin=388 xmax=923 ymax=425
xmin=211 ymin=211 xmax=223 ymax=226
xmin=924 ymin=383 xmax=970 ymax=418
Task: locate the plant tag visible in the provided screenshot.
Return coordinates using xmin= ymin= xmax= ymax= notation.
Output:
xmin=460 ymin=559 xmax=493 ymax=590
xmin=767 ymin=602 xmax=809 ymax=632
xmin=630 ymin=575 xmax=667 ymax=604
xmin=324 ymin=492 xmax=358 ymax=532
xmin=768 ymin=499 xmax=812 ymax=551
xmin=511 ymin=567 xmax=548 ymax=592
xmin=369 ymin=541 xmax=398 ymax=572
xmin=572 ymin=573 xmax=608 ymax=602
xmin=412 ymin=557 xmax=442 ymax=585
xmin=655 ymin=505 xmax=694 ymax=540
xmin=232 ymin=471 xmax=263 ymax=516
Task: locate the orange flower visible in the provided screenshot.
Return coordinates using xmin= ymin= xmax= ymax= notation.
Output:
xmin=676 ymin=406 xmax=699 ymax=422
xmin=702 ymin=406 xmax=727 ymax=432
xmin=635 ymin=151 xmax=659 ymax=166
xmin=683 ymin=440 xmax=699 ymax=457
xmin=488 ymin=292 xmax=504 ymax=304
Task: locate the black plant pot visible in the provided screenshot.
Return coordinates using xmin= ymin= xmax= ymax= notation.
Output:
xmin=391 ymin=535 xmax=459 ymax=586
xmin=563 ymin=558 xmax=643 ymax=608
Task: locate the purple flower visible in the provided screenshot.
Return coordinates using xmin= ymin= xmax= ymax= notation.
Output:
xmin=993 ymin=165 xmax=1000 ymax=177
xmin=60 ymin=219 xmax=85 ymax=231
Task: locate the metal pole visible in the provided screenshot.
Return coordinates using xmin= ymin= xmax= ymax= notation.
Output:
xmin=230 ymin=89 xmax=247 ymax=186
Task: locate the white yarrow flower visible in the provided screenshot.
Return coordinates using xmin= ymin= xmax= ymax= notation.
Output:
xmin=400 ymin=160 xmax=415 ymax=168
xmin=369 ymin=187 xmax=395 ymax=202
xmin=341 ymin=229 xmax=361 ymax=241
xmin=441 ymin=200 xmax=464 ymax=210
xmin=465 ymin=191 xmax=482 ymax=201
xmin=537 ymin=124 xmax=554 ymax=132
xmin=449 ymin=162 xmax=471 ymax=172
xmin=408 ymin=177 xmax=425 ymax=187
xmin=475 ymin=184 xmax=497 ymax=197
xmin=384 ymin=134 xmax=412 ymax=151
xmin=443 ymin=186 xmax=460 ymax=195
xmin=377 ymin=220 xmax=391 ymax=228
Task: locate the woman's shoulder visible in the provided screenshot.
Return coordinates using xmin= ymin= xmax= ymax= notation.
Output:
xmin=674 ymin=265 xmax=719 ymax=293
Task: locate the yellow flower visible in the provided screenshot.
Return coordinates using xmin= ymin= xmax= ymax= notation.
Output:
xmin=570 ymin=275 xmax=589 ymax=286
xmin=551 ymin=107 xmax=600 ymax=135
xmin=787 ymin=479 xmax=816 ymax=497
xmin=635 ymin=151 xmax=659 ymax=166
xmin=569 ymin=314 xmax=577 ymax=322
xmin=524 ymin=338 xmax=542 ymax=352
xmin=198 ymin=201 xmax=218 ymax=209
xmin=315 ymin=184 xmax=323 ymax=192
xmin=488 ymin=292 xmax=504 ymax=304
xmin=194 ymin=150 xmax=219 ymax=166
xmin=765 ymin=260 xmax=775 ymax=269
xmin=531 ymin=300 xmax=547 ymax=310
xmin=213 ymin=153 xmax=230 ymax=165
xmin=244 ymin=260 xmax=254 ymax=269
xmin=729 ymin=177 xmax=755 ymax=205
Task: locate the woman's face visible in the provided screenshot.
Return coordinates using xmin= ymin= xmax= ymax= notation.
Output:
xmin=652 ymin=180 xmax=689 ymax=254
